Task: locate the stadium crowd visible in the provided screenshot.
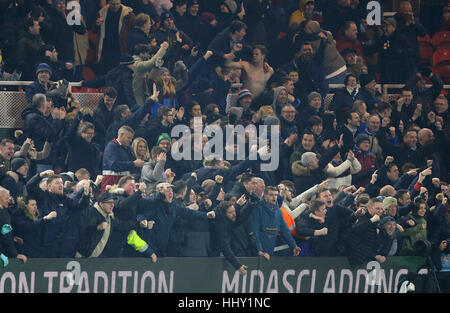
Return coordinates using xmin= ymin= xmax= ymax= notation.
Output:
xmin=0 ymin=0 xmax=449 ymax=291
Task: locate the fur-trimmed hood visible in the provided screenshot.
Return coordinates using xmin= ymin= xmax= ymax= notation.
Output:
xmin=106 ymin=185 xmax=125 ymax=195
xmin=291 ymin=160 xmax=310 ymax=177
xmin=17 ymin=197 xmax=39 ymax=221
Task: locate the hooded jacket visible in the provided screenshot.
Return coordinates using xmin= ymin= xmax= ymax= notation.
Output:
xmin=251 ymin=198 xmax=297 ymax=256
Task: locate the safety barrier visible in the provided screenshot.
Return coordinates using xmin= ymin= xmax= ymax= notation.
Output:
xmin=0 ymin=82 xmax=448 ymax=129
xmin=0 ymin=256 xmax=426 ymax=293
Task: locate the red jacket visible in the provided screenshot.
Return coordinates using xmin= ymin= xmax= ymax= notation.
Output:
xmin=335 ymin=30 xmax=364 ymax=58
xmin=353 ymin=149 xmax=376 ymax=187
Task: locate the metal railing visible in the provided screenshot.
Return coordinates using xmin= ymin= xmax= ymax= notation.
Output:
xmin=0 ymin=81 xmax=448 ymax=129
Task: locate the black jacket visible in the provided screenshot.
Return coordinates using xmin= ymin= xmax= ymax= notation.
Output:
xmin=210 ymin=199 xmax=258 ymax=269
xmin=0 ymin=172 xmax=27 ymax=200
xmin=344 ymin=211 xmax=380 ymax=266
xmin=11 ymin=202 xmax=47 ymax=258
xmin=16 ymin=31 xmax=45 ymax=81
xmin=207 ymin=26 xmax=252 ymax=65
xmin=21 ymin=105 xmax=64 ymax=151
xmin=77 ymin=203 xmax=135 ymax=257
xmin=135 ymin=192 xmax=208 ymax=257
xmin=377 ymin=126 xmax=442 ymax=168
xmin=127 ymin=28 xmax=150 ymax=55
xmin=364 ymin=30 xmax=416 ymax=84
xmin=105 ymin=99 xmax=152 ymax=143
xmin=107 ymin=188 xmax=144 ymax=257
xmin=93 ymin=98 xmax=116 ymax=150
xmin=26 ymin=174 xmax=90 ymax=257
xmin=65 ymin=112 xmax=101 ymax=178
xmin=329 ymin=87 xmax=363 ymax=125
xmin=0 ymin=208 xmax=18 ymax=258
xmin=82 ymin=64 xmax=136 ymax=108
xmin=292 ymin=144 xmax=340 ymax=194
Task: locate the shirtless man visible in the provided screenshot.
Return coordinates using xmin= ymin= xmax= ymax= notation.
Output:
xmin=225 ymin=45 xmax=274 ymax=99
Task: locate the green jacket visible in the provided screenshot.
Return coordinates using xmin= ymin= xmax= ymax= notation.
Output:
xmin=132 ymin=45 xmax=168 ymax=105
xmin=400 ymin=215 xmax=427 ymax=255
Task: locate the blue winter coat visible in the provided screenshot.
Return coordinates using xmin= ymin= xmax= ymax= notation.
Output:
xmin=251 ymin=198 xmax=297 ymax=256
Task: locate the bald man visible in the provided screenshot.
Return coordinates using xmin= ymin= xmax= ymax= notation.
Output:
xmin=0 ymin=187 xmax=27 ymax=265
xmin=418 ymin=128 xmax=435 ymax=147
xmin=380 ymin=185 xmax=396 ymax=198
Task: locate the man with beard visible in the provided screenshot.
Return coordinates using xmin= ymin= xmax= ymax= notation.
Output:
xmin=279 ymin=104 xmax=299 ymax=141
xmin=286 ymin=40 xmax=328 ymax=106
xmin=26 ymin=171 xmax=90 ymax=257
xmin=251 ymin=186 xmax=301 ymax=259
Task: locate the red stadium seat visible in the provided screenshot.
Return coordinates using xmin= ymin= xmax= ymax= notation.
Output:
xmin=419 ymin=42 xmax=434 ymax=65
xmin=433 ymin=49 xmax=450 ymax=67
xmin=418 ymin=34 xmax=431 ymax=43
xmin=435 ymin=64 xmax=450 ymax=84
xmin=432 ymin=31 xmax=450 ymax=50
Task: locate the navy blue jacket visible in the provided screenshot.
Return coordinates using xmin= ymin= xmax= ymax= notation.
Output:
xmin=26 ymin=173 xmax=90 ymax=257
xmin=135 ymin=193 xmax=208 ymax=256
xmin=102 ymin=138 xmax=139 ymax=176
xmin=21 ymin=105 xmax=64 ymax=151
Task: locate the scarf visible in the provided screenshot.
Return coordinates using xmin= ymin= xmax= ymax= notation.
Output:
xmin=347 ymin=87 xmax=359 ymax=99
xmin=90 ymin=203 xmax=112 ymax=258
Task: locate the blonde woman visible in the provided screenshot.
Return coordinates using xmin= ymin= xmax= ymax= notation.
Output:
xmin=132 ymin=137 xmax=150 ymax=162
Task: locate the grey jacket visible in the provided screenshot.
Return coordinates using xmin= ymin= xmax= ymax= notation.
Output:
xmin=141 ymin=159 xmax=166 ymax=192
